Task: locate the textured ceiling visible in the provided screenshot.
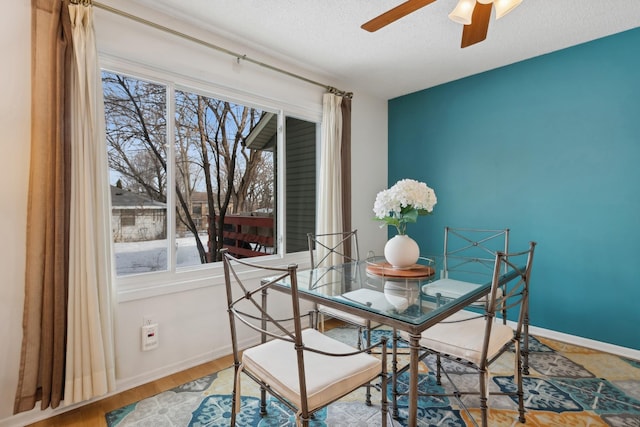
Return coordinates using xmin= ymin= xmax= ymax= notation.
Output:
xmin=126 ymin=0 xmax=640 ymax=100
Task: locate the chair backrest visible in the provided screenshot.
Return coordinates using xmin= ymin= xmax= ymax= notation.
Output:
xmin=222 ymin=249 xmax=309 ymax=383
xmin=307 ymin=230 xmax=360 ymax=268
xmin=485 ymin=241 xmax=536 ymax=347
xmin=442 ymin=227 xmax=510 ymax=283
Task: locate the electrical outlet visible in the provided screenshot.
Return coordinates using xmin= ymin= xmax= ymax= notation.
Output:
xmin=141 ymin=323 xmax=159 ymax=351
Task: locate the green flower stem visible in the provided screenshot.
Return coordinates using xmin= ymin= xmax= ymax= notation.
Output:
xmin=375 ymin=205 xmax=430 ymax=236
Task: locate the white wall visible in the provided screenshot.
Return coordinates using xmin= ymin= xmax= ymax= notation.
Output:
xmin=351 ymin=95 xmax=389 ymax=256
xmin=0 ymin=0 xmax=32 ymax=424
xmin=0 ymin=1 xmax=388 ymax=426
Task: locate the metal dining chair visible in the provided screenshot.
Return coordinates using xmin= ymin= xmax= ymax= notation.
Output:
xmin=420 ymin=227 xmax=532 ymax=373
xmin=396 ymin=242 xmax=536 ymax=427
xmin=222 ymin=249 xmax=390 ymax=426
xmin=307 ymin=230 xmax=380 ymax=349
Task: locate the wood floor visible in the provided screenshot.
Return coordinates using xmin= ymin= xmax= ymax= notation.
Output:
xmin=25 ymin=354 xmax=235 ymax=427
xmin=26 ymin=320 xmax=344 ymax=427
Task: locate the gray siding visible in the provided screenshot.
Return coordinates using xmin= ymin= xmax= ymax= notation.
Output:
xmin=285 ymin=117 xmax=316 ymax=253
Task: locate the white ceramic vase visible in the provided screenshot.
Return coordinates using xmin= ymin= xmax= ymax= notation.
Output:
xmin=384 ymin=234 xmax=420 ymax=268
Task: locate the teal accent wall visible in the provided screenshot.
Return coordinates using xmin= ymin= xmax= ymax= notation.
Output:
xmin=388 ymin=27 xmax=640 ymax=350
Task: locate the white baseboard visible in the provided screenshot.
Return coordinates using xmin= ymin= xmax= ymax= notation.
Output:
xmin=114 ymin=346 xmax=233 ymax=392
xmin=526 ymin=323 xmax=640 ymax=360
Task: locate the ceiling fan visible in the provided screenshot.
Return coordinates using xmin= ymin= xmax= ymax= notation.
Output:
xmin=361 ymin=0 xmax=523 ymax=48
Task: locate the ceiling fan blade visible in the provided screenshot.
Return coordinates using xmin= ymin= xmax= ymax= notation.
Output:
xmin=361 ymin=0 xmax=437 ymax=32
xmin=461 ymin=2 xmax=492 ymax=48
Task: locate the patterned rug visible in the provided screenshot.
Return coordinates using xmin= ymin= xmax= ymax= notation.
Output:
xmin=106 ymin=327 xmax=640 ymax=426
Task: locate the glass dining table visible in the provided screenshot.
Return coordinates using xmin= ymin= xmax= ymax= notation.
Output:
xmin=268 ymin=256 xmax=495 ymax=427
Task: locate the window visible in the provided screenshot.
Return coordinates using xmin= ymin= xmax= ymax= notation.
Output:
xmin=103 ymin=70 xmax=317 ymax=278
xmin=120 ymin=213 xmax=135 ymax=227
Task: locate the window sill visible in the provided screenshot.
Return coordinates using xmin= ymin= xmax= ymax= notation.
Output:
xmin=115 ymin=251 xmax=311 ymax=302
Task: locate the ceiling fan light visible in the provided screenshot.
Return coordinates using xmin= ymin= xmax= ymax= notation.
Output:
xmin=448 ymin=0 xmax=476 ymax=25
xmin=494 ymin=0 xmax=522 ymax=19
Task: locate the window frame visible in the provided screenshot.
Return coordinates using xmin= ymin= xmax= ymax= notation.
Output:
xmin=100 ymin=56 xmax=320 ymax=302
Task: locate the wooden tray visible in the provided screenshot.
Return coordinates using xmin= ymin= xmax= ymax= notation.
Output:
xmin=366 ymin=262 xmax=435 ymax=278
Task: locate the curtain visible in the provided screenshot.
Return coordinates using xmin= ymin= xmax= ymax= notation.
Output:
xmin=15 ymin=0 xmax=116 ymax=413
xmin=318 ymin=92 xmax=352 ymax=265
xmin=340 ymin=97 xmax=352 ymax=237
xmin=65 ymin=1 xmax=116 ymax=404
xmin=318 ymin=93 xmax=343 ymax=266
xmin=14 ymin=0 xmax=72 ymax=413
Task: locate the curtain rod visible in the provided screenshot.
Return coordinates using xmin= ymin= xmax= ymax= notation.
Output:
xmin=91 ymin=1 xmax=353 ymax=98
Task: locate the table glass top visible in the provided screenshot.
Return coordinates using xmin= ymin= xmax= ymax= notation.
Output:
xmin=273 ymin=257 xmax=493 ymax=327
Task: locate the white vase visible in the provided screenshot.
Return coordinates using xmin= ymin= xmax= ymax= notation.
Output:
xmin=384 ymin=234 xmax=420 ymax=268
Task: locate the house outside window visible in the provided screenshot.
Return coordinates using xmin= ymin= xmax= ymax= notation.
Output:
xmin=120 ymin=213 xmax=135 ymax=227
xmin=102 ymin=69 xmax=317 ymax=281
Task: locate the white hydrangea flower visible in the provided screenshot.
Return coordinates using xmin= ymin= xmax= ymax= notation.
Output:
xmin=372 ymin=179 xmax=437 ymax=235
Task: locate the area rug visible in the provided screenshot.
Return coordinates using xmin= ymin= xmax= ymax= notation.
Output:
xmin=106 ymin=327 xmax=640 ymax=426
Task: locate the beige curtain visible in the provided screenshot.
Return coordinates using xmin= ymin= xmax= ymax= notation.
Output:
xmin=14 ymin=0 xmax=71 ymax=413
xmin=65 ymin=1 xmax=116 ymax=404
xmin=15 ymin=0 xmax=72 ymax=413
xmin=340 ymin=97 xmax=352 ymax=237
xmin=15 ymin=0 xmax=116 ymax=413
xmin=318 ymin=93 xmax=343 ymax=266
xmin=318 ymin=92 xmax=352 ymax=265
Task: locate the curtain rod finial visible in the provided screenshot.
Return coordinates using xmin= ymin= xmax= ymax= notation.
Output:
xmin=327 ymin=86 xmax=353 ymax=99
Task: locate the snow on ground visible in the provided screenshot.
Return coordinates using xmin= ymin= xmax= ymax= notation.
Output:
xmin=114 ymin=235 xmax=272 ymax=275
xmin=114 ymin=236 xmax=206 ymax=275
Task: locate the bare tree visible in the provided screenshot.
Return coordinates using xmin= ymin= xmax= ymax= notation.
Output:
xmin=103 ymin=71 xmax=274 ymax=264
xmin=244 ymin=155 xmax=274 ymax=212
xmin=103 ymin=73 xmax=167 ymax=202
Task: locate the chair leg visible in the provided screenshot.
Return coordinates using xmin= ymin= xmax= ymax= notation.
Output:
xmin=479 ymin=368 xmax=488 ymax=427
xmin=391 ymin=329 xmax=400 ymax=419
xmin=515 ymin=340 xmax=526 ymax=423
xmin=381 ymin=338 xmax=389 ymax=427
xmin=260 ymin=387 xmax=267 ymax=416
xmin=230 ymin=391 xmax=237 ymax=425
xmin=523 ymin=312 xmax=530 ymax=375
xmin=359 ymin=324 xmax=374 ymax=406
xmin=365 ymin=384 xmax=372 ymax=406
xmin=299 ymin=414 xmax=310 ymax=427
xmin=436 ymin=354 xmax=442 ymax=385
xmin=231 ymin=362 xmax=239 ymax=425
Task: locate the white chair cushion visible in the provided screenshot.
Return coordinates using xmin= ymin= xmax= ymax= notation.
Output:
xmin=339 ymin=288 xmax=394 ymax=312
xmin=422 ymin=278 xmax=503 ymax=304
xmin=319 ymin=288 xmax=390 ymax=326
xmin=242 ymin=328 xmax=381 ymax=412
xmin=401 ymin=309 xmax=514 ymax=366
xmin=318 ymin=305 xmax=370 ymax=326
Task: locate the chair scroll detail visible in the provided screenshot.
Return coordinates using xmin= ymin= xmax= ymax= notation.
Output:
xmin=442 ymin=227 xmax=510 ymax=281
xmin=308 ymin=229 xmax=360 ymax=268
xmin=222 ymin=249 xmax=390 ymax=426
